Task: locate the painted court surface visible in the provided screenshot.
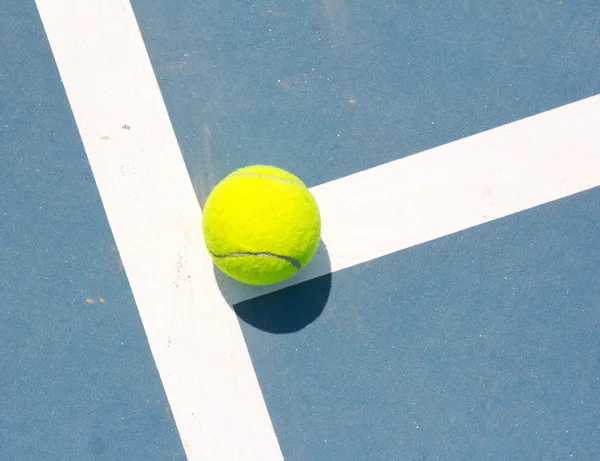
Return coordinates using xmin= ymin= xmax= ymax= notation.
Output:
xmin=1 ymin=1 xmax=600 ymax=460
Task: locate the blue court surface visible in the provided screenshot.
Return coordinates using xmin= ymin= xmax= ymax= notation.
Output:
xmin=2 ymin=1 xmax=600 ymax=460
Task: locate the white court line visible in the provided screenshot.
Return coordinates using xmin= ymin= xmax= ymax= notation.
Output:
xmin=36 ymin=0 xmax=600 ymax=458
xmin=221 ymin=94 xmax=600 ymax=303
xmin=36 ymin=1 xmax=284 ymax=460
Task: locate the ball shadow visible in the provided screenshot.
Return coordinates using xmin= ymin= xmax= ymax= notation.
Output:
xmin=214 ymin=240 xmax=332 ymax=334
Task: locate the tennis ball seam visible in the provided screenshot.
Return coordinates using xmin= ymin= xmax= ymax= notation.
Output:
xmin=230 ymin=173 xmax=305 ymax=187
xmin=209 ymin=251 xmax=302 ymax=269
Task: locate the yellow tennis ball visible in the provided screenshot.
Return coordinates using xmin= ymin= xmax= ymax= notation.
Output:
xmin=202 ymin=165 xmax=321 ymax=285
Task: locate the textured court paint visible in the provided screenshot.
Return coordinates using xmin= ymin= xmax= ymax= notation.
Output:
xmin=243 ymin=187 xmax=600 ymax=460
xmin=217 ymin=95 xmax=600 ymax=304
xmin=12 ymin=1 xmax=600 ymax=459
xmin=35 ymin=1 xmax=284 ymax=460
xmin=0 ymin=2 xmax=185 ymax=458
xmin=132 ymin=0 xmax=600 ymax=189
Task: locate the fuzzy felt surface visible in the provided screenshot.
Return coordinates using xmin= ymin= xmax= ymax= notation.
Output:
xmin=202 ymin=165 xmax=321 ymax=285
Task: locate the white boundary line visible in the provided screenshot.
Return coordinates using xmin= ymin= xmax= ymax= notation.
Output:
xmin=36 ymin=1 xmax=284 ymax=460
xmin=317 ymin=94 xmax=600 ymax=273
xmin=221 ymin=94 xmax=600 ymax=303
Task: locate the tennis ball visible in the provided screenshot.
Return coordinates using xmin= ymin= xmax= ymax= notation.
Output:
xmin=202 ymin=165 xmax=321 ymax=285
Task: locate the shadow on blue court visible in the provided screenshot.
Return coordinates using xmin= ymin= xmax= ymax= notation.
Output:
xmin=216 ymin=241 xmax=332 ymax=334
